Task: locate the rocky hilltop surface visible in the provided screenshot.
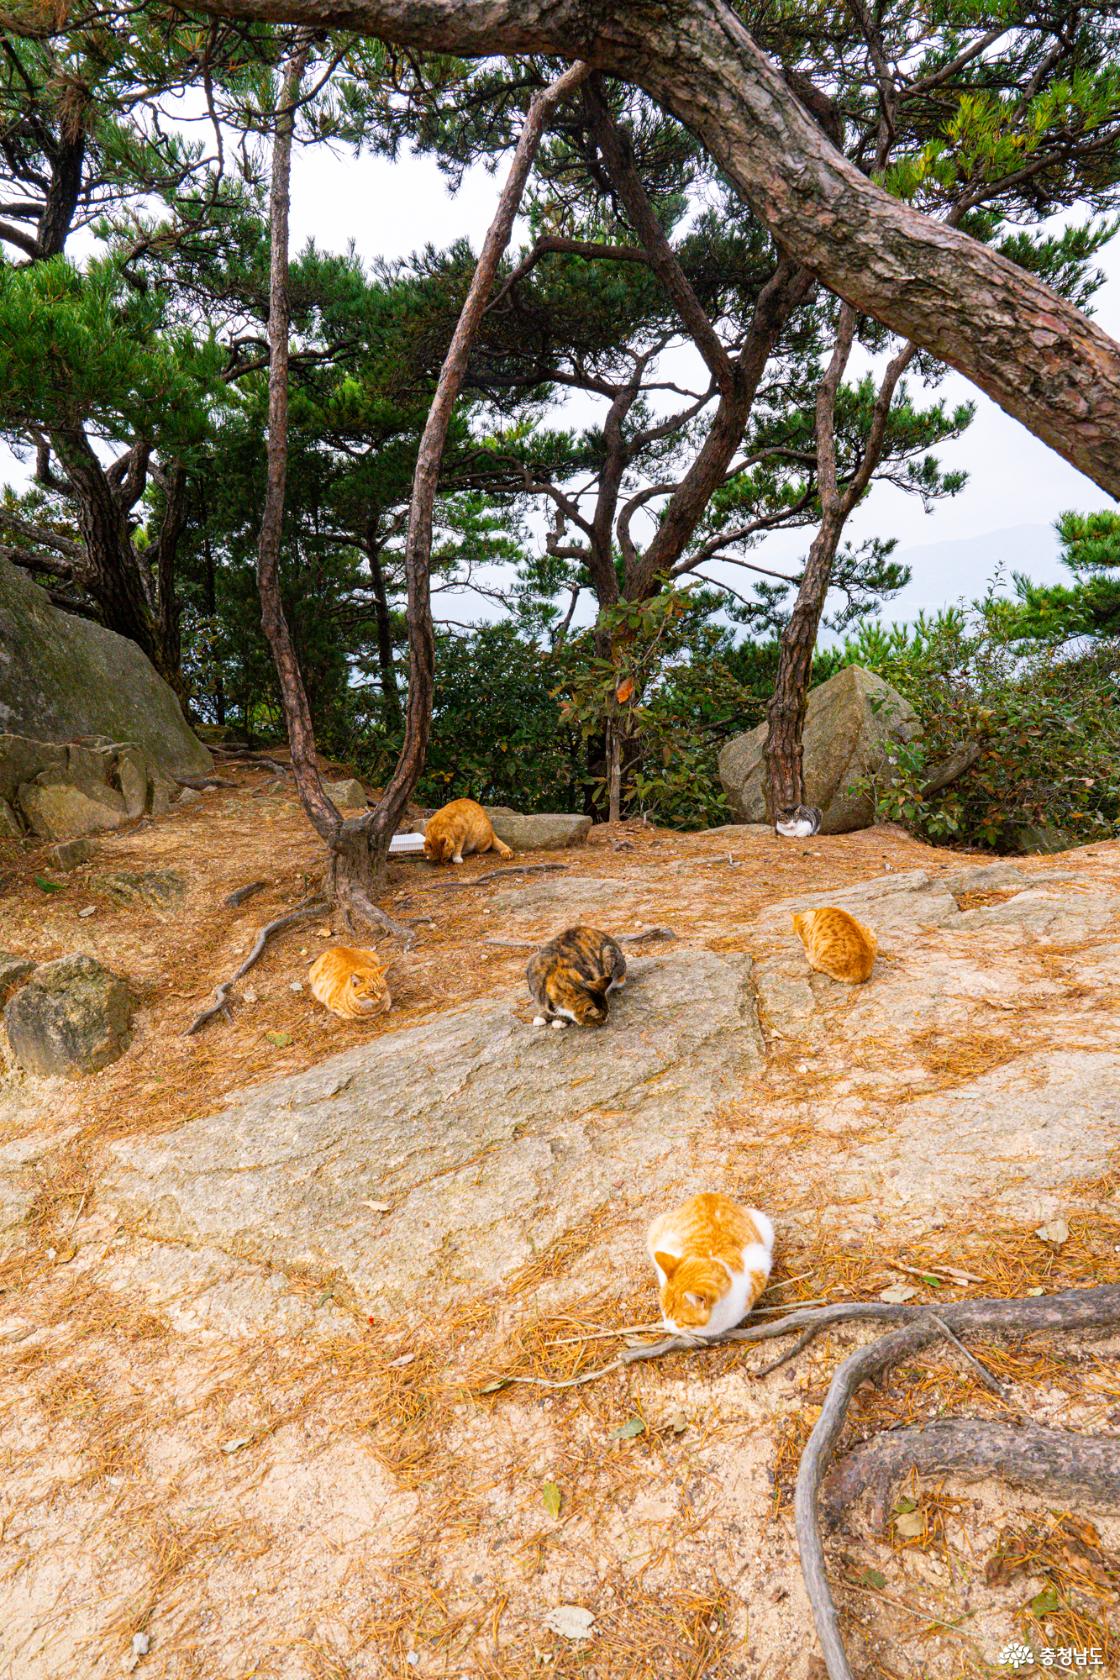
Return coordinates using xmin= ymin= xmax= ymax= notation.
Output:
xmin=1 ymin=773 xmax=1117 ymax=1680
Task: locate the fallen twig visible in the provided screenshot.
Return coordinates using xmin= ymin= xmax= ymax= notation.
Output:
xmin=183 ymin=897 xmax=326 ymax=1035
xmin=423 ymin=863 xmax=569 ymax=892
xmin=224 ymin=880 xmax=268 ymax=909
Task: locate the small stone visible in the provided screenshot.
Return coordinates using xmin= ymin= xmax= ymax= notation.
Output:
xmin=78 ymin=906 xmax=97 ymax=918
xmin=132 ymin=1631 xmax=150 ymax=1657
xmin=242 ymin=987 xmax=259 ymax=1005
xmin=4 ymin=954 xmax=133 ymax=1077
xmin=290 ymin=981 xmax=304 ymax=994
xmin=176 ymin=787 xmax=202 ymax=806
xmin=323 ymin=777 xmax=367 ymax=810
xmin=97 ymin=870 xmax=186 ymax=910
xmin=49 ymin=837 xmax=96 ymax=870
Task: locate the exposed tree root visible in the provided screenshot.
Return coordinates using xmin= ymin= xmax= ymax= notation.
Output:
xmin=422 ymin=863 xmax=569 ymax=892
xmin=822 ymin=1419 xmax=1120 ymax=1531
xmin=333 ymin=881 xmax=417 ymax=945
xmin=478 ymin=1284 xmax=1120 ymax=1680
xmin=183 ymin=898 xmax=326 ymax=1034
xmin=223 ymin=880 xmax=268 ymax=908
xmin=793 ymin=1285 xmax=1120 ymax=1680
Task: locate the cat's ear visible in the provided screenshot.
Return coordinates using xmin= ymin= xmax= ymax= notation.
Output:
xmin=654 ymin=1251 xmax=679 ymax=1278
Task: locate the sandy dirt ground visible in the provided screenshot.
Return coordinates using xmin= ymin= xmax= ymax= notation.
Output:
xmin=0 ymin=766 xmax=1118 ymax=1680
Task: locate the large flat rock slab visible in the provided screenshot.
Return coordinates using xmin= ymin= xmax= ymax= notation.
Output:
xmin=821 ymin=1050 xmax=1120 ymax=1225
xmin=102 ymin=950 xmax=763 ymax=1313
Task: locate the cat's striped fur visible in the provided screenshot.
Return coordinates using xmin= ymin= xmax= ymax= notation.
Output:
xmin=308 ymin=946 xmax=393 ymax=1019
xmin=526 ymin=925 xmax=627 ymax=1028
xmin=423 ymin=798 xmax=513 ymax=865
xmin=792 ymin=905 xmax=877 ymax=983
xmin=648 ymin=1192 xmax=774 ymax=1336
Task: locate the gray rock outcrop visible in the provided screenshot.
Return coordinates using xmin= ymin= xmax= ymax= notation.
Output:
xmin=4 ymin=954 xmax=133 ymax=1077
xmin=1 ymin=733 xmax=189 ymax=839
xmin=485 ymin=806 xmax=592 ymax=851
xmin=717 ymin=665 xmax=921 ymax=833
xmin=101 ymin=949 xmax=762 ymax=1311
xmin=0 ymin=553 xmax=210 ymax=777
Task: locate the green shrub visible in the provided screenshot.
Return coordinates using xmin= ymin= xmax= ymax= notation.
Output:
xmin=842 ymin=603 xmax=1120 ymax=849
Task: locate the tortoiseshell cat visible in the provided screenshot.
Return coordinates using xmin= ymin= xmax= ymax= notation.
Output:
xmin=423 ymin=798 xmax=513 ymax=865
xmin=308 ymin=946 xmax=393 ymax=1019
xmin=526 ymin=925 xmax=626 ymax=1028
xmin=792 ymin=905 xmax=877 ymax=983
xmin=648 ymin=1192 xmax=774 ymax=1337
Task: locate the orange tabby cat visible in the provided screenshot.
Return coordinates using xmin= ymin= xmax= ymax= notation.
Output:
xmin=423 ymin=798 xmax=513 ymax=865
xmin=648 ymin=1192 xmax=774 ymax=1337
xmin=308 ymin=946 xmax=392 ymax=1019
xmin=792 ymin=906 xmax=877 ymax=983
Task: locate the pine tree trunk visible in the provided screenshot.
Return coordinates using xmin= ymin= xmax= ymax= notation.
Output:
xmin=764 ymin=513 xmax=842 ymax=817
xmin=366 ymin=533 xmax=402 ymax=727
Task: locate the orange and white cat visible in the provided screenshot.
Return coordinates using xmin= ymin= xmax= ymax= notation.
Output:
xmin=308 ymin=946 xmax=392 ymax=1019
xmin=423 ymin=798 xmax=513 ymax=866
xmin=647 ymin=1192 xmax=774 ymax=1337
xmin=792 ymin=905 xmax=877 ymax=984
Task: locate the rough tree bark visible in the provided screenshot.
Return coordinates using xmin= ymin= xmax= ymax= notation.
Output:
xmin=200 ymin=0 xmax=1120 ymax=501
xmin=763 ymin=310 xmax=916 ymax=819
xmin=257 ymin=44 xmax=590 ymax=925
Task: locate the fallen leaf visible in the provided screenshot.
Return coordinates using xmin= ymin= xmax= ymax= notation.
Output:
xmin=34 ymin=876 xmax=63 ymax=893
xmin=78 ymin=905 xmax=97 ymax=918
xmin=388 ymin=1352 xmax=415 ymax=1369
xmin=477 ymin=1379 xmax=506 ymax=1394
xmin=265 ymin=1030 xmax=292 ymax=1048
xmin=664 ymin=1409 xmax=689 ymax=1435
xmin=894 ymin=1510 xmax=925 ymax=1539
xmin=893 ymin=1495 xmax=917 ymax=1514
xmin=361 ymin=1199 xmax=392 ymax=1213
xmin=610 ymin=1415 xmax=645 ymax=1440
xmin=541 ymin=1480 xmax=562 ymax=1519
xmin=1030 ymin=1586 xmax=1061 ymax=1616
xmin=1034 ymin=1218 xmax=1069 ymax=1246
xmin=879 ymin=1284 xmax=917 ymax=1304
xmin=1026 ymin=1286 xmax=1046 ymax=1296
xmin=242 ymin=987 xmax=259 ymax=1004
xmin=543 ymin=1605 xmax=595 ymax=1640
xmin=289 ymin=981 xmax=304 ymax=993
xmin=220 ymin=1435 xmax=252 ymax=1454
xmin=860 ymin=1568 xmax=887 ymax=1590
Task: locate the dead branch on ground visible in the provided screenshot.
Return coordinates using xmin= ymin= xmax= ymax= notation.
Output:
xmin=422 ymin=863 xmax=570 ymax=892
xmin=223 ymin=880 xmax=268 ymax=908
xmin=183 ymin=898 xmax=326 ymax=1034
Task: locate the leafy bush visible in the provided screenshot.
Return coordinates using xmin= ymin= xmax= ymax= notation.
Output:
xmin=842 ymin=600 xmax=1120 ymax=848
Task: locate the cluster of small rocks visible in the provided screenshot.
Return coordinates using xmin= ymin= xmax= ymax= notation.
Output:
xmin=0 ymin=731 xmax=178 ymax=841
xmin=1 ymin=949 xmax=133 ymax=1077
